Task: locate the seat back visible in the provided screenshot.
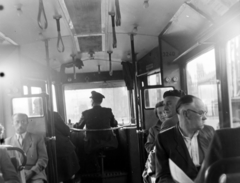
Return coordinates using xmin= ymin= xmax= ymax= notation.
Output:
xmin=205 ymin=156 xmax=240 ymax=183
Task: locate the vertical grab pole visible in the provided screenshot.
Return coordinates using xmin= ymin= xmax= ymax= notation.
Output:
xmin=44 ymin=40 xmax=58 ymax=183
xmin=107 ymin=50 xmax=113 ymax=76
xmin=130 ymin=33 xmax=145 ymax=176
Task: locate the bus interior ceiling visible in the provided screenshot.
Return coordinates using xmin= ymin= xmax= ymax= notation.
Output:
xmin=1 ymin=0 xmax=240 ymax=183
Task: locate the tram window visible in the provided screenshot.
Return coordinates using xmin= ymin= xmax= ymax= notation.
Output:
xmin=227 ymin=35 xmax=240 ymax=128
xmin=64 ymin=87 xmax=130 ymax=125
xmin=52 ymin=84 xmax=57 ymax=112
xmin=31 ymin=87 xmax=42 ymax=95
xmin=23 ymin=85 xmax=28 ymax=95
xmin=186 ymin=49 xmax=219 ymax=129
xmin=147 ymin=73 xmax=161 ymax=86
xmin=12 ymin=97 xmax=43 ymax=117
xmin=144 ymin=87 xmax=173 ymax=108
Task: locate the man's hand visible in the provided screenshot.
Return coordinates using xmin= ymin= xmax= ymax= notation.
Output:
xmin=24 ymin=170 xmax=35 ymax=181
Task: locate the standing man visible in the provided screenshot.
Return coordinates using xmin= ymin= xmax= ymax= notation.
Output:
xmin=74 ymin=91 xmax=118 ymax=153
xmin=155 ymin=95 xmax=215 ymax=183
xmin=161 ymin=89 xmax=186 ymax=131
xmin=5 ymin=113 xmax=48 ymax=183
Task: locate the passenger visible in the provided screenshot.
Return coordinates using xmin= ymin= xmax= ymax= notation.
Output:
xmin=145 ymin=101 xmax=166 ymax=153
xmin=142 ymin=101 xmax=166 ymax=183
xmin=73 ymin=91 xmax=118 ymax=172
xmin=73 ymin=91 xmax=118 ymax=153
xmin=0 ymin=124 xmax=4 ymax=144
xmin=161 ymin=89 xmax=186 ymax=130
xmin=155 ymin=95 xmax=215 ymax=183
xmin=5 ymin=113 xmax=48 ymax=183
xmin=195 ymin=127 xmax=240 ymax=183
xmin=0 ymin=146 xmax=20 ymax=183
xmin=50 ymin=111 xmax=80 ymax=183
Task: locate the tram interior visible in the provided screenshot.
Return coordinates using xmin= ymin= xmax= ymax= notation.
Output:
xmin=1 ymin=0 xmax=240 ymax=183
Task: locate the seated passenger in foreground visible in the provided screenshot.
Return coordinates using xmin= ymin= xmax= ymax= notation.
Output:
xmin=155 ymin=95 xmax=215 ymax=183
xmin=0 ymin=146 xmax=20 ymax=183
xmin=161 ymin=89 xmax=186 ymax=131
xmin=195 ymin=127 xmax=240 ymax=183
xmin=145 ymin=101 xmax=166 ymax=153
xmin=5 ymin=113 xmax=48 ymax=183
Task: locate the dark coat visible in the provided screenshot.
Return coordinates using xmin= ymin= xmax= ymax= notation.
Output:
xmin=75 ymin=106 xmax=118 ymax=153
xmin=52 ymin=112 xmax=80 ymax=182
xmin=155 ymin=124 xmax=215 ymax=183
xmin=145 ymin=120 xmax=162 ymax=153
xmin=195 ymin=127 xmax=240 ymax=183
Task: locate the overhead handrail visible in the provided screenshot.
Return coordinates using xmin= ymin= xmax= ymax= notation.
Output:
xmin=115 ymin=0 xmax=121 ymax=26
xmin=4 ymin=146 xmax=27 ymax=171
xmin=38 ymin=0 xmax=48 ymax=30
xmin=71 ymin=124 xmax=136 ymax=132
xmin=53 ymin=15 xmax=65 ymax=52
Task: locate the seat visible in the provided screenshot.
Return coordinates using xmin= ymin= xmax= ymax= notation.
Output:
xmin=205 ymin=156 xmax=240 ymax=183
xmin=3 ymin=146 xmax=27 ymax=172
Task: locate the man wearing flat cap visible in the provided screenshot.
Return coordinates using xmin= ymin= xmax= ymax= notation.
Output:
xmin=74 ymin=91 xmax=118 ymax=154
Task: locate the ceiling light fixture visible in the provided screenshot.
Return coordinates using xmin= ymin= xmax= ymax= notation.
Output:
xmin=16 ymin=3 xmax=23 ymax=16
xmin=143 ymin=0 xmax=149 ymax=8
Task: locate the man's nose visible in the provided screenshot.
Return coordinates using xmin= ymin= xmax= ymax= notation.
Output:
xmin=202 ymin=115 xmax=207 ymax=120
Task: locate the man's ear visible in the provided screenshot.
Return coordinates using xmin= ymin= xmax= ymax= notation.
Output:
xmin=182 ymin=110 xmax=189 ymax=119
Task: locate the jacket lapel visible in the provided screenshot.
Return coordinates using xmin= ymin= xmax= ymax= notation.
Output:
xmin=22 ymin=133 xmax=32 ymax=153
xmin=13 ymin=135 xmax=22 ymax=148
xmin=173 ymin=126 xmax=190 ymax=163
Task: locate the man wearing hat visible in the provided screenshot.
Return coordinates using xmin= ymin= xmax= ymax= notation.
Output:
xmin=74 ymin=91 xmax=118 ymax=153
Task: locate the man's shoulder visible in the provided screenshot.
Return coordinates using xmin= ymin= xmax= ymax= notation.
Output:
xmin=27 ymin=133 xmax=44 ymax=141
xmin=5 ymin=135 xmax=15 ymax=143
xmin=159 ymin=126 xmax=176 ymax=137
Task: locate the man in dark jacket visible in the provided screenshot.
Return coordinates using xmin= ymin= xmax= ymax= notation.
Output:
xmin=155 ymin=95 xmax=215 ymax=183
xmin=74 ymin=91 xmax=118 ymax=153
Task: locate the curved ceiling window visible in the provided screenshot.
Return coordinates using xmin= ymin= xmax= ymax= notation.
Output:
xmin=186 ymin=49 xmax=219 ymax=129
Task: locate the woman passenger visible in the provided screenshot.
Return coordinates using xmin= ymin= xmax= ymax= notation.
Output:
xmin=144 ymin=101 xmax=166 ymax=153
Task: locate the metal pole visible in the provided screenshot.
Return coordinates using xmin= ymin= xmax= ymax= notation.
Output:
xmin=44 ymin=39 xmax=58 ymax=183
xmin=130 ymin=34 xmax=145 ymax=179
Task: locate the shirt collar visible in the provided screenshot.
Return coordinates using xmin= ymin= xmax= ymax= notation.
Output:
xmin=16 ymin=132 xmax=27 ymax=139
xmin=178 ymin=126 xmax=199 ymax=140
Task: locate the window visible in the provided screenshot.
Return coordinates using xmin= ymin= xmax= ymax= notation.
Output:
xmin=23 ymin=85 xmax=28 ymax=95
xmin=31 ymin=87 xmax=42 ymax=94
xmin=227 ymin=35 xmax=240 ymax=128
xmin=186 ymin=49 xmax=219 ymax=129
xmin=147 ymin=73 xmax=161 ymax=86
xmin=52 ymin=84 xmax=57 ymax=112
xmin=144 ymin=87 xmax=173 ymax=108
xmin=64 ymin=87 xmax=130 ymax=125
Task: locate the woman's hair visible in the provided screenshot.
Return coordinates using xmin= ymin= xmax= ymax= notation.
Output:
xmin=154 ymin=101 xmax=164 ymax=118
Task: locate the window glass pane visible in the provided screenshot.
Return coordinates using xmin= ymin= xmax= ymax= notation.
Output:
xmin=186 ymin=49 xmax=219 ymax=129
xmin=23 ymin=85 xmax=28 ymax=95
xmin=12 ymin=97 xmax=43 ymax=117
xmin=31 ymin=87 xmax=42 ymax=95
xmin=144 ymin=87 xmax=173 ymax=108
xmin=64 ymin=87 xmax=130 ymax=125
xmin=147 ymin=73 xmax=161 ymax=86
xmin=52 ymin=84 xmax=57 ymax=112
xmin=227 ymin=35 xmax=240 ymax=128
